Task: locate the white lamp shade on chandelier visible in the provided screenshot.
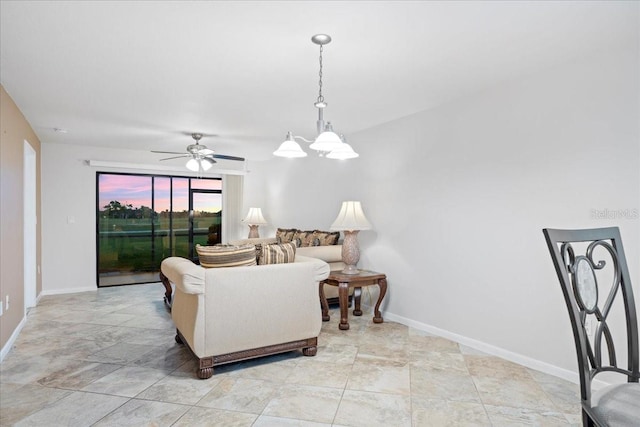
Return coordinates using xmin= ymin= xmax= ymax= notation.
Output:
xmin=326 ymin=137 xmax=359 ymax=160
xmin=330 ymin=201 xmax=372 ymax=274
xmin=273 ymin=132 xmax=308 ymax=158
xmin=243 ymin=207 xmax=268 ymax=238
xmin=308 ymin=123 xmax=343 ymax=153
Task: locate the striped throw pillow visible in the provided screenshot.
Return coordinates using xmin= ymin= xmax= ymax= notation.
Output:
xmin=196 ymin=244 xmax=257 ymax=268
xmin=259 ymin=242 xmax=296 ymax=265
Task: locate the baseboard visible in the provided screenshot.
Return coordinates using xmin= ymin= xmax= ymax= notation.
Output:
xmin=40 ymin=286 xmax=96 ymax=296
xmin=0 ymin=315 xmax=27 ymax=362
xmin=381 ymin=310 xmax=611 ymax=389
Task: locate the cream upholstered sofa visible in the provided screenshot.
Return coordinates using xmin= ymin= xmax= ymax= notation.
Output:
xmin=229 ymin=236 xmax=348 ymax=303
xmin=160 ymin=254 xmax=329 ymax=379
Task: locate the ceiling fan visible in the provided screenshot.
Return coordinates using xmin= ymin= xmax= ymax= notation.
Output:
xmin=152 ymin=133 xmax=245 ymax=171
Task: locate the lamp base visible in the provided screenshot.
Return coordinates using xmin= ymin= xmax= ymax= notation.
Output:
xmin=341 ymin=264 xmax=360 ymax=275
xmin=248 ymin=225 xmax=260 ymax=238
xmin=341 ymin=230 xmax=361 ymax=274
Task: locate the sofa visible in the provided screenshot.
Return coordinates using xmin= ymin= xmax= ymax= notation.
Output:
xmin=160 ymin=254 xmax=329 ymax=379
xmin=229 ymin=235 xmax=350 ymax=304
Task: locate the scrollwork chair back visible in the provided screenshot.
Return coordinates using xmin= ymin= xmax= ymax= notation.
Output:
xmin=543 ymin=227 xmax=639 ymax=426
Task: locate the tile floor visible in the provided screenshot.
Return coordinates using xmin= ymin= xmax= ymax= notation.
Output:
xmin=1 ymin=283 xmax=581 ymax=426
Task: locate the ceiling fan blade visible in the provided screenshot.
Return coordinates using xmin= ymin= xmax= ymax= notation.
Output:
xmin=159 ymin=154 xmax=190 ymax=161
xmin=212 ymin=154 xmax=245 ymax=161
xmin=152 ymin=150 xmax=186 ymax=155
xmin=202 ymin=157 xmax=217 ymax=165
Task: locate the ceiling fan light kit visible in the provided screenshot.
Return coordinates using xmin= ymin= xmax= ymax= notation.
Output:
xmin=152 ymin=133 xmax=245 ymax=172
xmin=273 ymin=34 xmax=359 ymax=160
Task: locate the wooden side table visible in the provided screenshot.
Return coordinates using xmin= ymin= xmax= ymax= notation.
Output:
xmin=320 ymin=270 xmax=387 ymax=330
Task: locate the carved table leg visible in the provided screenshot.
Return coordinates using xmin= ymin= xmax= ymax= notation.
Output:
xmin=320 ymin=282 xmax=330 ymax=321
xmin=353 ymin=287 xmax=363 ymax=316
xmin=160 ymin=271 xmax=172 ymax=307
xmin=373 ymin=278 xmax=387 ymax=324
xmin=339 ymin=282 xmax=350 ymax=330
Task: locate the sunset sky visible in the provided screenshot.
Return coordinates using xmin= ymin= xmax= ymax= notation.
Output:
xmin=98 ymin=174 xmax=221 ymax=213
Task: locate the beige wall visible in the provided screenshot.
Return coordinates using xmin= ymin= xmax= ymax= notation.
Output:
xmin=0 ymin=85 xmax=42 ymax=351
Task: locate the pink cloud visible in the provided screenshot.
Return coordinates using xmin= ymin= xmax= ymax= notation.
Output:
xmin=98 ymin=175 xmax=220 ymax=213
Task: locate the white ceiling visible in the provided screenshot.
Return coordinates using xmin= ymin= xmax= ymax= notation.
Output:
xmin=1 ymin=1 xmax=637 ymax=161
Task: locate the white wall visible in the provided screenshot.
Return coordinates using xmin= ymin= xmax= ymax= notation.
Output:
xmin=41 ymin=144 xmax=244 ymax=294
xmin=243 ymin=155 xmax=369 ymax=237
xmin=243 ymin=47 xmax=639 ymax=380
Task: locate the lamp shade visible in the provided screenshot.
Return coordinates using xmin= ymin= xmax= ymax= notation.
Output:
xmin=309 ymin=122 xmax=343 ymax=153
xmin=243 ymin=207 xmax=268 ymax=225
xmin=330 ymin=201 xmax=372 ymax=231
xmin=186 ymin=157 xmax=214 ymax=171
xmin=186 ymin=158 xmax=200 ymax=171
xmin=200 ymin=158 xmax=213 ymax=170
xmin=326 ymin=141 xmax=359 ymax=159
xmin=274 ymin=132 xmax=308 ymax=158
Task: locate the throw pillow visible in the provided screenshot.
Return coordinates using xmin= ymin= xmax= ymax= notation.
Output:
xmin=311 ymin=230 xmax=340 ymax=246
xmin=276 ymin=228 xmax=297 ymax=244
xmin=259 ymin=242 xmax=297 ymax=265
xmin=253 ymin=243 xmax=263 ymax=263
xmin=196 ymin=244 xmax=257 ymax=268
xmin=292 ymin=229 xmax=315 ymax=247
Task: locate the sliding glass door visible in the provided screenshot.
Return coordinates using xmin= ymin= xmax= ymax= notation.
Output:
xmin=96 ymin=173 xmax=222 ymax=287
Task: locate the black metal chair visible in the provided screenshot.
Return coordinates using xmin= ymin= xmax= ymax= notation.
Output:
xmin=543 ymin=227 xmax=640 ymax=426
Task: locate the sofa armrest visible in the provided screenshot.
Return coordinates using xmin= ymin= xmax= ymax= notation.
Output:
xmin=294 ymin=255 xmax=331 ymax=283
xmin=160 ymin=257 xmax=205 ymax=295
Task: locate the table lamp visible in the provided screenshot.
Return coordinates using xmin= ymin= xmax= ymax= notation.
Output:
xmin=330 ymin=201 xmax=372 ymax=274
xmin=242 ymin=207 xmax=267 ymax=238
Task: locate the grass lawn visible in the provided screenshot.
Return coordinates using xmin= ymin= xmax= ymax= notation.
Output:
xmin=98 ymin=217 xmax=218 ymax=274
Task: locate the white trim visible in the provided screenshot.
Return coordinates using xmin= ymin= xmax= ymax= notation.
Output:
xmin=86 ymin=160 xmax=247 ymax=176
xmin=40 ymin=287 xmax=96 ymax=296
xmin=381 ymin=310 xmax=610 ymax=389
xmin=0 ymin=315 xmax=27 ymax=362
xmin=23 ymin=140 xmax=37 ymax=309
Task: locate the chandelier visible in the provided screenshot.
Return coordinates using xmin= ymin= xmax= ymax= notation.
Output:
xmin=274 ymin=34 xmax=359 ymax=160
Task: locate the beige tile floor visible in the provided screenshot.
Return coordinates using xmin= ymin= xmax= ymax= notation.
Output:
xmin=1 ymin=283 xmax=581 ymax=426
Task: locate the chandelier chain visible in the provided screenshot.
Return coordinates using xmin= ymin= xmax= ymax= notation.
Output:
xmin=317 ymin=45 xmax=324 ymax=103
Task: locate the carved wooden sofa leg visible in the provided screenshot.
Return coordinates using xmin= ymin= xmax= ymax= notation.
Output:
xmin=159 ymin=271 xmax=172 ymax=308
xmin=174 ymin=331 xmax=213 ymax=378
xmin=198 ymin=357 xmax=214 ymax=379
xmin=302 ymin=346 xmax=317 ymax=356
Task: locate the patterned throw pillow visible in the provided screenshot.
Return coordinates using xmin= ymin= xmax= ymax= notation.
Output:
xmin=311 ymin=230 xmax=340 ymax=246
xmin=253 ymin=243 xmax=263 ymax=262
xmin=259 ymin=242 xmax=297 ymax=265
xmin=292 ymin=230 xmax=315 ymax=247
xmin=276 ymin=228 xmax=297 ymax=244
xmin=196 ymin=244 xmax=257 ymax=268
